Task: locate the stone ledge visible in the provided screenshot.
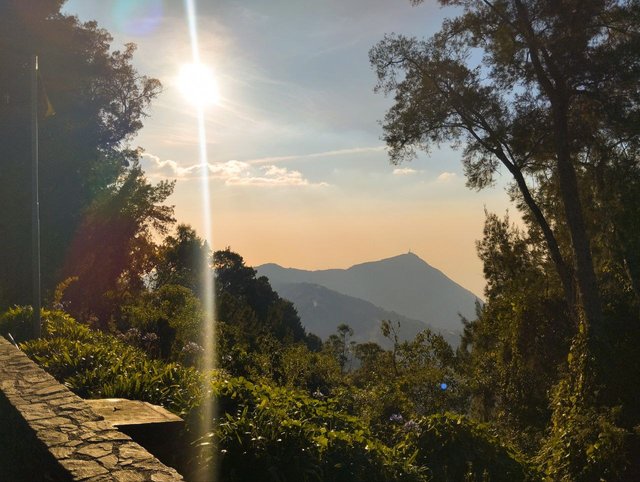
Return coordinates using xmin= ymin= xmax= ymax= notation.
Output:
xmin=0 ymin=336 xmax=184 ymax=481
xmin=85 ymin=399 xmax=183 ymax=428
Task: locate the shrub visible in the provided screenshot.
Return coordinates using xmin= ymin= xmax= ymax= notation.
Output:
xmin=0 ymin=305 xmax=36 ymax=343
xmin=20 ymin=311 xmax=203 ymax=414
xmin=190 ymin=377 xmax=426 ymax=482
xmin=4 ymin=307 xmax=536 ymax=482
xmin=536 ymin=339 xmax=629 ymax=482
xmin=409 ymin=413 xmax=538 ymax=481
xmin=120 ymin=284 xmax=204 ymax=362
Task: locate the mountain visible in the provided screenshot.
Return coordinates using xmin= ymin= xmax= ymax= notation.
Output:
xmin=273 ymin=282 xmax=459 ymax=348
xmin=257 ymin=253 xmax=480 ymax=335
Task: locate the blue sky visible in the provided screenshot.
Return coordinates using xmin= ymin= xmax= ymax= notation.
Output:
xmin=63 ymin=0 xmax=513 ymax=295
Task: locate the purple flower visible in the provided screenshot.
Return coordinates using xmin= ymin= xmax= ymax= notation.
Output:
xmin=122 ymin=328 xmax=141 ymax=342
xmin=389 ymin=413 xmax=404 ymax=423
xmin=182 ymin=342 xmax=204 ymax=354
xmin=403 ymin=420 xmax=420 ymax=433
xmin=142 ymin=332 xmax=159 ymax=343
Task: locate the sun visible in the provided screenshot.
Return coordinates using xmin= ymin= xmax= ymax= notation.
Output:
xmin=177 ymin=63 xmax=220 ymax=107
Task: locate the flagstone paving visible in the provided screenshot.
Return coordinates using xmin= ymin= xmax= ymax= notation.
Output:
xmin=0 ymin=336 xmax=183 ymax=481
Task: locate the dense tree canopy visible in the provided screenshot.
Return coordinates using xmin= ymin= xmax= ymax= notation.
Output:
xmin=154 ymin=224 xmax=210 ymax=294
xmin=372 ymin=0 xmax=640 ymax=478
xmin=371 ymin=0 xmax=640 ymax=335
xmin=214 ymin=249 xmax=308 ymax=345
xmin=0 ymin=0 xmax=162 ymax=310
xmin=61 ymin=164 xmax=174 ymax=325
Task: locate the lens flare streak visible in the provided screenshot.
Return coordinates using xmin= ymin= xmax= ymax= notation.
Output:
xmin=184 ymin=0 xmax=217 ymax=478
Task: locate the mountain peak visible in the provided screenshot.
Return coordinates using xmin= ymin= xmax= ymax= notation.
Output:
xmin=349 ymin=251 xmax=431 ymax=271
xmin=257 ymin=253 xmax=480 ymax=334
xmin=392 ymin=251 xmax=423 ymax=262
xmin=388 ymin=251 xmax=422 ymax=261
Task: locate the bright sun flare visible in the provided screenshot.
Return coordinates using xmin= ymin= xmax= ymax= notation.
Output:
xmin=178 ymin=63 xmax=220 ymax=107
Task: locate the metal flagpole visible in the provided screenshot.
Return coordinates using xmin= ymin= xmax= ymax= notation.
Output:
xmin=31 ymin=54 xmax=41 ymax=338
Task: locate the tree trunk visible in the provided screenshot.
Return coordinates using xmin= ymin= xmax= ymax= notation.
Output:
xmin=502 ymin=157 xmax=578 ymax=322
xmin=553 ymin=102 xmax=604 ymax=338
xmin=512 ymin=0 xmax=603 ymax=337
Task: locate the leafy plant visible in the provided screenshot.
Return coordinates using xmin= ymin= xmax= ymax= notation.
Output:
xmin=409 ymin=413 xmax=538 ymax=482
xmin=19 ymin=310 xmax=203 ymax=414
xmin=191 ymin=377 xmax=426 ymax=482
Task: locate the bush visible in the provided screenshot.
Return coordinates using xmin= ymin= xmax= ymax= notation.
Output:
xmin=191 ymin=377 xmax=426 ymax=482
xmin=120 ymin=284 xmax=205 ymax=362
xmin=20 ymin=311 xmax=203 ymax=415
xmin=536 ymin=339 xmax=629 ymax=482
xmin=0 ymin=305 xmax=36 ymax=343
xmin=409 ymin=413 xmax=538 ymax=481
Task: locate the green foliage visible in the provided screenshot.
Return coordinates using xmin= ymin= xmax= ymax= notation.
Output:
xmin=120 ymin=283 xmax=204 ymax=362
xmin=245 ymin=337 xmax=343 ymax=393
xmin=371 ymin=5 xmax=640 ymax=476
xmin=460 ymin=213 xmax=573 ymax=451
xmin=348 ymin=325 xmax=468 ymax=432
xmin=0 ymin=2 xmax=162 ymax=311
xmin=0 ymin=305 xmax=36 ymax=343
xmin=2 ymin=305 xmax=537 ymax=482
xmin=62 ymin=163 xmax=175 ymax=325
xmin=193 ymin=377 xmax=425 ymax=482
xmin=325 ymin=323 xmax=355 ymax=372
xmin=214 ymin=249 xmax=309 ymax=345
xmin=154 ymin=224 xmax=209 ymax=293
xmin=410 ymin=413 xmax=538 ymax=482
xmin=537 ymin=335 xmax=629 ymax=481
xmin=19 ymin=310 xmax=202 ymax=414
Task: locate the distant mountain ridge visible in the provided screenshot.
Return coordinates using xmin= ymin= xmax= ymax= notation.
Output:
xmin=257 ymin=253 xmax=481 ymax=340
xmin=273 ymin=282 xmax=459 ymax=348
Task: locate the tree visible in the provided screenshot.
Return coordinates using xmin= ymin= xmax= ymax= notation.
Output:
xmin=354 ymin=342 xmax=385 ymax=375
xmin=214 ymin=249 xmax=308 ymax=345
xmin=61 ymin=163 xmax=174 ymax=325
xmin=460 ymin=212 xmax=573 ymax=452
xmin=371 ymin=2 xmax=640 ymax=475
xmin=349 ymin=324 xmax=466 ymax=430
xmin=381 ymin=320 xmax=401 ymax=376
xmin=155 ymin=224 xmax=210 ymax=294
xmin=370 ymin=0 xmax=640 ymax=341
xmin=326 ymin=323 xmax=355 ymax=372
xmin=0 ymin=0 xmax=161 ymax=309
xmin=120 ymin=283 xmax=204 ymax=362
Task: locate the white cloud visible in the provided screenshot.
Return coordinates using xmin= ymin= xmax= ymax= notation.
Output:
xmin=393 ymin=167 xmax=418 ymax=175
xmin=140 ymin=152 xmax=327 ymax=187
xmin=226 ymin=164 xmax=316 ymax=186
xmin=140 ymin=153 xmax=200 ymax=178
xmin=436 ymin=172 xmax=457 ymax=183
xmin=209 ymin=160 xmax=250 ymax=179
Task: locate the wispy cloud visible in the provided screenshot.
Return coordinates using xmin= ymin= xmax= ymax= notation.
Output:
xmin=141 ymin=153 xmax=327 ymax=187
xmin=246 ymin=146 xmax=386 ymax=165
xmin=437 ymin=172 xmax=457 ymax=183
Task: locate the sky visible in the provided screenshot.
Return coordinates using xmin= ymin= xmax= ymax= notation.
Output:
xmin=62 ymin=0 xmax=514 ymax=296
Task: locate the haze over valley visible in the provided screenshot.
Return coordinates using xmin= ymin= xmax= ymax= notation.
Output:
xmin=258 ymin=252 xmax=480 ymax=346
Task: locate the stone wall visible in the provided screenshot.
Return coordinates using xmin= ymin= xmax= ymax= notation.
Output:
xmin=0 ymin=336 xmax=184 ymax=481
